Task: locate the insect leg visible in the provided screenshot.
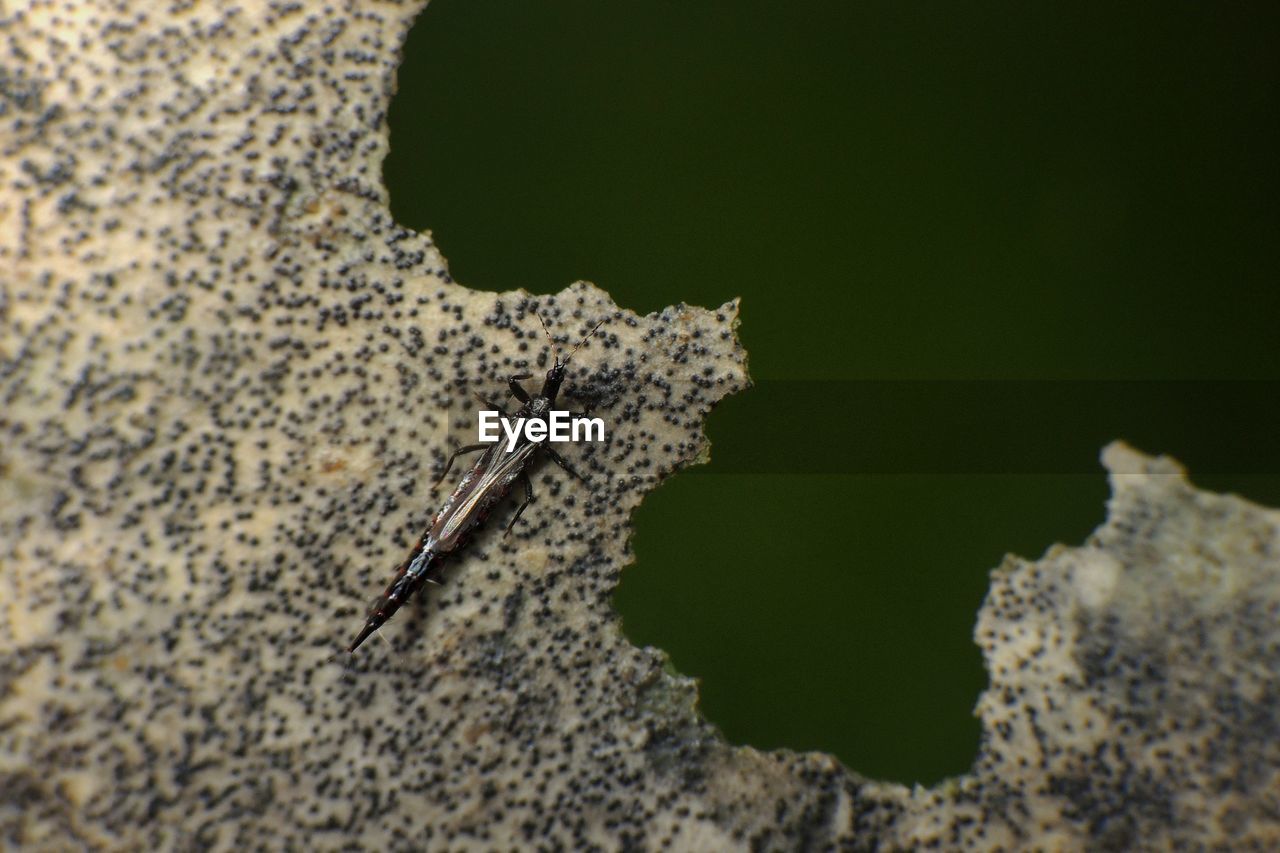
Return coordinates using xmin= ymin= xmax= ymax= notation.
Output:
xmin=564 ymin=390 xmax=618 ymax=417
xmin=436 ymin=443 xmax=489 ymax=485
xmin=474 ymin=392 xmax=511 ymax=415
xmin=504 ymin=470 xmax=535 ymax=536
xmin=545 ymin=447 xmax=588 ymax=485
xmin=508 ymin=376 xmax=532 ymax=404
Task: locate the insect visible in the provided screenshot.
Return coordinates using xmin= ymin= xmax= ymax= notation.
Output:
xmin=346 ymin=313 xmax=606 ymax=653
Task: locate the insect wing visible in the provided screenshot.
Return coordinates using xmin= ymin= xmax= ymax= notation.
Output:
xmin=430 ymin=441 xmax=539 ymax=549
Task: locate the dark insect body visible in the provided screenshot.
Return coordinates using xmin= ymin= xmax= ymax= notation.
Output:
xmin=346 ymin=316 xmax=604 ymax=653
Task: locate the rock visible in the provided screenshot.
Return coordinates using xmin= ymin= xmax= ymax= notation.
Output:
xmin=2 ymin=1 xmax=1276 ymax=848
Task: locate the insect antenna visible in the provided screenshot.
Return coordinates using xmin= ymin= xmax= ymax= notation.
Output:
xmin=534 ymin=309 xmax=557 ymax=352
xmin=567 ymin=317 xmax=607 ymax=363
xmin=532 ymin=308 xmax=606 ymax=366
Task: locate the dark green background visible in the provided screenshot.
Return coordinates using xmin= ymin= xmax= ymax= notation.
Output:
xmin=385 ymin=1 xmax=1280 ymax=784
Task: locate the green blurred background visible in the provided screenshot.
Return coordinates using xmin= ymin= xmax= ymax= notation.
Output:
xmin=384 ymin=1 xmax=1280 ymax=784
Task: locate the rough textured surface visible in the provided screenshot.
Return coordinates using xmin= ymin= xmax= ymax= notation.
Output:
xmin=3 ymin=1 xmax=1279 ymax=850
xmin=896 ymin=444 xmax=1280 ymax=851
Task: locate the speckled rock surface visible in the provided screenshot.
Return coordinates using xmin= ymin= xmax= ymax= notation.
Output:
xmin=895 ymin=444 xmax=1280 ymax=851
xmin=3 ymin=2 xmax=1279 ymax=850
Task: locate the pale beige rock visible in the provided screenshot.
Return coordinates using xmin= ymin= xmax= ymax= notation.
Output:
xmin=3 ymin=2 xmax=1278 ymax=850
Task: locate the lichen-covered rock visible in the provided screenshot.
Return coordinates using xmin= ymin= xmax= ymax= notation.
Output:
xmin=889 ymin=444 xmax=1280 ymax=850
xmin=3 ymin=2 xmax=1278 ymax=850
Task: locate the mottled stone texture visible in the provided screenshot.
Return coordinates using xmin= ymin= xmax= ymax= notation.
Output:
xmin=2 ymin=1 xmax=1277 ymax=850
xmin=900 ymin=445 xmax=1280 ymax=851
